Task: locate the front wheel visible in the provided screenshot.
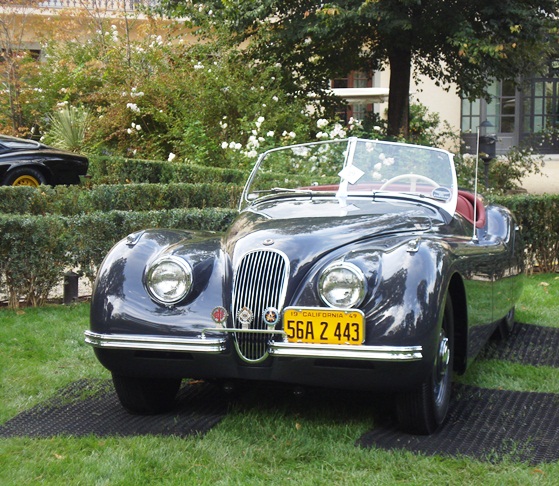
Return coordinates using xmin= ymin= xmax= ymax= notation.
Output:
xmin=396 ymin=292 xmax=454 ymax=435
xmin=112 ymin=373 xmax=182 ymax=414
xmin=3 ymin=167 xmax=47 ymax=187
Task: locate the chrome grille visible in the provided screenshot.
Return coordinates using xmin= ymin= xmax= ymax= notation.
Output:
xmin=232 ymin=249 xmax=289 ymax=362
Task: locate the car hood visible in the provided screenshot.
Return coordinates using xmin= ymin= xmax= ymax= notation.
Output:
xmin=0 ymin=147 xmax=88 ymax=161
xmin=224 ymin=196 xmax=441 ymax=267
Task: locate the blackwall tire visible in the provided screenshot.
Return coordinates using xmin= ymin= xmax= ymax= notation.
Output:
xmin=112 ymin=373 xmax=182 ymax=414
xmin=396 ymin=292 xmax=454 ymax=435
xmin=3 ymin=167 xmax=47 ymax=187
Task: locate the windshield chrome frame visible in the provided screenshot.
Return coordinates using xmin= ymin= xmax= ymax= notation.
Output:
xmin=239 ymin=138 xmax=457 ymax=218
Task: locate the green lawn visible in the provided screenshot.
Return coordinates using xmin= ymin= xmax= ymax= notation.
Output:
xmin=1 ymin=274 xmax=559 ymax=485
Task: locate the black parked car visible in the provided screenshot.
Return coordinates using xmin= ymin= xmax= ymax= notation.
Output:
xmin=86 ymin=138 xmax=524 ymax=434
xmin=0 ymin=135 xmax=88 ymax=187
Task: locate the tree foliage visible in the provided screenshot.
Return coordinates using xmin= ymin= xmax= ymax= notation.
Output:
xmin=161 ymin=0 xmax=558 ymax=138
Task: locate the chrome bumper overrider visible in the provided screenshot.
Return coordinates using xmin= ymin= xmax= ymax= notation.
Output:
xmin=85 ymin=329 xmax=423 ymax=361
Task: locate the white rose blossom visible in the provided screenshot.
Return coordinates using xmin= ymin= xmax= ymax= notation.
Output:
xmin=126 ymin=103 xmax=140 ymax=113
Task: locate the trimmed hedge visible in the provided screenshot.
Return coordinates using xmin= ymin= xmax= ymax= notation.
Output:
xmin=0 ymin=183 xmax=243 ymax=215
xmin=493 ymin=194 xmax=559 ymax=273
xmin=0 ymin=208 xmax=237 ymax=307
xmin=88 ymin=155 xmax=248 ymax=185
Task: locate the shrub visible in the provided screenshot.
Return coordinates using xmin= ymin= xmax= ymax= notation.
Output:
xmin=41 ymin=105 xmax=92 ymax=153
xmin=456 ymin=140 xmax=546 ymax=195
xmin=0 ymin=215 xmax=70 ymax=307
xmin=86 ymin=155 xmax=248 ymax=185
xmin=23 ymin=27 xmax=325 ymax=165
xmin=0 ymin=182 xmax=243 ymax=215
xmin=493 ymin=194 xmax=559 ymax=273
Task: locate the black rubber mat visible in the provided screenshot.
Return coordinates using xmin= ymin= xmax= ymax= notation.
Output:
xmin=481 ymin=323 xmax=559 ymax=367
xmin=0 ymin=379 xmax=226 ymax=439
xmin=358 ymin=384 xmax=559 ymax=464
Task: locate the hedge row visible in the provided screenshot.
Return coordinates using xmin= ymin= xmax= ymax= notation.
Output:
xmin=88 ymin=155 xmax=248 ymax=185
xmin=492 ymin=194 xmax=559 ymax=273
xmin=88 ymin=155 xmax=341 ymax=188
xmin=0 ymin=208 xmax=237 ymax=308
xmin=0 ymin=183 xmax=243 ymax=215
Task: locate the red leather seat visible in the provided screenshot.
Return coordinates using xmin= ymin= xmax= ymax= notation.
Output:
xmin=456 ymin=190 xmax=486 ymax=228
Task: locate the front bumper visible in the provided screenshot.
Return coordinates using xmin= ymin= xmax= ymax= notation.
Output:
xmin=84 ymin=330 xmax=423 ymax=362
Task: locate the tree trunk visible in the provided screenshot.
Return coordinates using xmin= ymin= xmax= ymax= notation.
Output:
xmin=387 ymin=47 xmax=412 ymax=139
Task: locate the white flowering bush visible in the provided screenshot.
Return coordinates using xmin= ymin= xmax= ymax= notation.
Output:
xmin=20 ymin=24 xmax=339 ymax=167
xmin=12 ymin=17 xmax=388 ymax=168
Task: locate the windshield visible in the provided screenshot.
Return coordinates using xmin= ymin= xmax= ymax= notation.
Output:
xmin=240 ymin=138 xmax=457 ymax=215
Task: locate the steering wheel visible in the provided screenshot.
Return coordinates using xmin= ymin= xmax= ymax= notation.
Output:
xmin=379 ymin=173 xmax=439 ymax=191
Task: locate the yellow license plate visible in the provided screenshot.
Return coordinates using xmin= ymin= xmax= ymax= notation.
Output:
xmin=283 ymin=307 xmax=364 ymax=345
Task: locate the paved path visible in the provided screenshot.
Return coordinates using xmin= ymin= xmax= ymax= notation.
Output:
xmin=520 ymin=156 xmax=559 ymax=194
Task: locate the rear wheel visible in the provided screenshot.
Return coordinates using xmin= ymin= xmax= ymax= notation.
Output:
xmin=396 ymin=292 xmax=454 ymax=435
xmin=3 ymin=167 xmax=47 ymax=187
xmin=112 ymin=373 xmax=182 ymax=414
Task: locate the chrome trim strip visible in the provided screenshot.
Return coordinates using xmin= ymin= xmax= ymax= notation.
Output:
xmin=269 ymin=342 xmax=423 ymax=361
xmin=85 ymin=330 xmax=423 ymax=361
xmin=84 ymin=331 xmax=226 ymax=353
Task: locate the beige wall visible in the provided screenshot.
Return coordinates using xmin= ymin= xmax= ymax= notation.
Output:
xmin=375 ymin=69 xmax=461 ymax=147
xmin=411 ymin=74 xmax=461 ymax=133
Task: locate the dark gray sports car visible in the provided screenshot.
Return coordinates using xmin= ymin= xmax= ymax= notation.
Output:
xmin=86 ymin=138 xmax=524 ymax=434
xmin=0 ymin=134 xmax=88 ymax=187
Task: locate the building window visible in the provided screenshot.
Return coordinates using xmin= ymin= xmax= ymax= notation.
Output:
xmin=332 ymin=71 xmax=373 ymax=122
xmin=525 ymin=79 xmax=559 ymax=133
xmin=461 ymin=98 xmax=481 ymax=134
xmin=462 ymin=67 xmax=559 ymax=154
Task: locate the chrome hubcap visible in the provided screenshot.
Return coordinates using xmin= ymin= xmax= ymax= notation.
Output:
xmin=436 ymin=335 xmax=450 ymax=381
xmin=433 ymin=332 xmax=450 ymax=405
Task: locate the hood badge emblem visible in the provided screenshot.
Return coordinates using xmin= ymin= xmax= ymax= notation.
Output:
xmin=237 ymin=307 xmax=254 ymax=329
xmin=263 ymin=307 xmax=280 ymax=327
xmin=263 ymin=239 xmax=274 ymax=246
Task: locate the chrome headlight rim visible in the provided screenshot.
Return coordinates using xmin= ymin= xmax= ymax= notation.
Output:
xmin=318 ymin=261 xmax=367 ymax=309
xmin=145 ymin=255 xmax=193 ymax=306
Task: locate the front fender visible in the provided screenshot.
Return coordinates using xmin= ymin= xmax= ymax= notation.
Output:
xmin=290 ymin=236 xmax=453 ymax=360
xmin=90 ymin=228 xmax=228 ymax=337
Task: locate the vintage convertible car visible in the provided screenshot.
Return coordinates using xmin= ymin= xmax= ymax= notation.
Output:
xmin=0 ymin=134 xmax=88 ymax=187
xmin=86 ymin=138 xmax=523 ymax=434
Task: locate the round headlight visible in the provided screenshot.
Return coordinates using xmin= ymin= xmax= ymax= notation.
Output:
xmin=145 ymin=255 xmax=193 ymax=305
xmin=318 ymin=262 xmax=367 ymax=308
